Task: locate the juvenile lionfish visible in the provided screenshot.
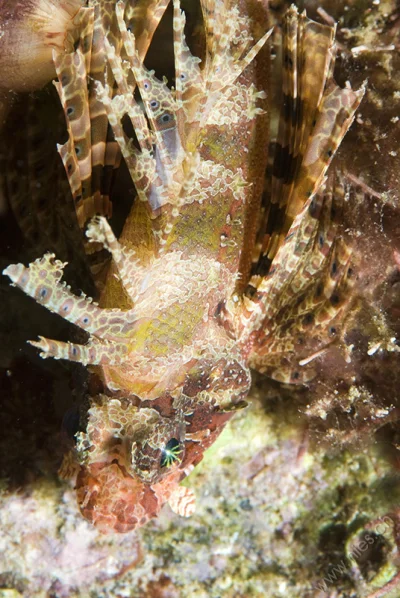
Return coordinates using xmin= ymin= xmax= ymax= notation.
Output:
xmin=3 ymin=0 xmax=364 ymax=532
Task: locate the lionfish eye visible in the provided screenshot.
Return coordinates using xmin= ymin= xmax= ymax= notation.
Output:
xmin=160 ymin=438 xmax=182 ymax=468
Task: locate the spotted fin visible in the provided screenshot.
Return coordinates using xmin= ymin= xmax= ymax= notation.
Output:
xmin=53 ymin=2 xmax=170 ymax=228
xmin=86 ymin=1 xmax=122 ymax=222
xmin=2 ymin=247 xmax=139 ymax=366
xmin=53 ymin=7 xmax=97 ymax=228
xmin=50 ymin=2 xmax=171 ymax=288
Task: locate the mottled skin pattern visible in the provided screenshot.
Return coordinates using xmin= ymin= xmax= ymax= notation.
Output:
xmin=4 ymin=2 xmax=363 ymax=532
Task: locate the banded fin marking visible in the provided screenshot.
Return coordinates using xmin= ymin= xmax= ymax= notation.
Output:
xmin=53 ymin=7 xmax=96 ymax=227
xmin=252 ymin=5 xmax=363 ymax=278
xmin=245 ymin=173 xmax=355 ymax=385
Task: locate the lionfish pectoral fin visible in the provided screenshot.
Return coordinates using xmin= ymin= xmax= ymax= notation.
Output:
xmin=54 ymin=2 xmax=129 ymax=230
xmin=28 ymin=336 xmax=126 ymax=366
xmin=98 ymin=2 xmax=181 ymax=219
xmin=124 ymin=0 xmax=171 ymax=61
xmin=53 ymin=6 xmax=95 ymax=228
xmin=238 ymin=7 xmax=363 ymax=360
xmin=252 ymin=6 xmax=364 ymax=278
xmin=3 ymin=253 xmax=136 ymax=364
xmin=52 ymin=3 xmax=134 ymax=285
xmin=244 ymin=173 xmax=355 ymax=383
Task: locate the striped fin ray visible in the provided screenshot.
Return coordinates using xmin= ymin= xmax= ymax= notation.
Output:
xmin=54 ymin=2 xmax=123 ymax=235
xmin=172 ymin=0 xmax=203 ymax=139
xmin=124 ymin=0 xmax=171 ymax=59
xmin=264 ymin=181 xmax=349 ymax=321
xmin=199 ymin=0 xmax=270 ymax=89
xmin=86 ymin=1 xmax=122 ymax=222
xmin=86 ymin=1 xmax=173 ymax=275
xmin=245 ymin=174 xmax=355 ymax=384
xmin=96 ymin=51 xmax=163 ymax=208
xmin=97 ymin=0 xmax=184 ymax=223
xmin=53 ymin=6 xmax=95 ymax=229
xmin=253 ymin=6 xmax=363 ymax=278
xmin=116 ymin=2 xmax=181 ymax=171
xmin=88 ymin=0 xmax=163 ymax=210
xmin=293 ymin=9 xmax=337 ymax=167
xmin=99 ymin=96 xmax=161 ymax=217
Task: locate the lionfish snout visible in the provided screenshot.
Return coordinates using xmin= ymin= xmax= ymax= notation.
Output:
xmin=76 ymin=460 xmax=185 ymax=534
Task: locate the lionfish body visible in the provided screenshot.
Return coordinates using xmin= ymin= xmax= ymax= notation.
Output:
xmin=3 ymin=0 xmax=364 ymax=532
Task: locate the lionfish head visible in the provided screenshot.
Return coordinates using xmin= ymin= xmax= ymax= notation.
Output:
xmin=75 ymin=357 xmax=251 ymax=533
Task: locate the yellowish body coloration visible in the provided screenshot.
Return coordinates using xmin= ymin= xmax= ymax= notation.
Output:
xmin=4 ymin=0 xmax=363 ymax=532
